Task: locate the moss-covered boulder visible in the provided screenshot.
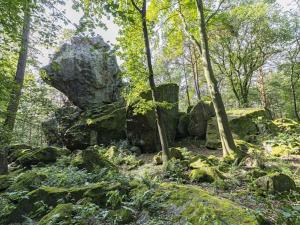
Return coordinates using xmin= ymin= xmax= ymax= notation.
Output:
xmin=188 ymin=101 xmax=215 ymax=139
xmin=16 ymin=147 xmax=58 ymax=167
xmin=37 ymin=203 xmax=74 ymax=225
xmin=127 ymin=83 xmax=179 ymax=153
xmin=2 ymin=182 xmax=125 ymax=223
xmin=65 ymin=101 xmax=127 ymax=150
xmin=71 ymin=148 xmax=115 ymax=172
xmin=42 ymin=102 xmax=126 ymax=151
xmin=15 ymin=146 xmax=64 ymax=168
xmin=8 ymin=172 xmax=47 ymax=192
xmin=156 ymin=183 xmax=262 ymax=225
xmin=0 ymin=175 xmax=12 ymax=191
xmin=254 ymin=173 xmax=297 ymax=194
xmin=5 ymin=144 xmax=33 ymax=163
xmin=206 ymin=108 xmax=267 ymax=149
xmin=189 ymin=158 xmax=224 ymax=183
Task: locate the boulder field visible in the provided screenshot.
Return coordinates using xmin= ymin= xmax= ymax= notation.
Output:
xmin=41 ymin=35 xmax=273 ymax=154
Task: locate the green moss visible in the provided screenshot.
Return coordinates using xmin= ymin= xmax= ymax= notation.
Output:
xmin=71 ymin=148 xmax=115 ymax=172
xmin=189 ymin=166 xmax=224 ymax=183
xmin=104 ymin=146 xmax=118 ymax=159
xmin=273 ymin=118 xmax=300 ymax=132
xmin=9 ymin=172 xmax=47 ymax=192
xmin=16 ymin=146 xmax=60 ymax=168
xmin=3 ymin=182 xmax=124 ymax=223
xmin=206 ymin=108 xmax=268 ymax=149
xmin=158 ymin=183 xmax=261 ymax=225
xmin=37 ymin=203 xmax=74 ymax=225
xmin=271 ymin=145 xmax=289 ymax=157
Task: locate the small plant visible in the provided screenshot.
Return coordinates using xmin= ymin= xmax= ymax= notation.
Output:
xmin=106 ymin=190 xmax=124 ymax=209
xmin=163 ymin=159 xmax=187 ymax=182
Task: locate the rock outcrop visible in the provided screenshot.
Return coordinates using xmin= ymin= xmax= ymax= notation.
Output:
xmin=43 ymin=102 xmax=126 ymax=151
xmin=42 ymin=36 xmax=121 ymax=109
xmin=206 ymin=108 xmax=267 ymax=149
xmin=127 ymin=83 xmax=179 ymax=153
xmin=188 ymin=101 xmax=215 ymax=138
xmin=42 ymin=36 xmax=126 ymax=150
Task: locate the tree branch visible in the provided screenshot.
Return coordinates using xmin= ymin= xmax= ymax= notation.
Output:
xmin=130 ymin=0 xmax=142 ymax=14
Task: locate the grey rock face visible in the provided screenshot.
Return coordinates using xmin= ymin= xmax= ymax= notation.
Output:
xmin=43 ymin=36 xmax=121 ymax=109
xmin=127 ymin=84 xmax=179 ymax=153
xmin=188 ymin=101 xmax=215 ymax=139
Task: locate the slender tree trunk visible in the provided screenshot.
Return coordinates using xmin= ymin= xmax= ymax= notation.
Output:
xmin=291 ymin=78 xmax=300 ymax=121
xmin=0 ymin=0 xmax=31 ymax=174
xmin=131 ymin=0 xmax=170 ymax=162
xmin=289 ymin=64 xmax=300 ymax=121
xmin=142 ymin=17 xmax=170 ymax=162
xmin=195 ymin=0 xmax=238 ymax=157
xmin=4 ymin=0 xmax=31 ymax=140
xmin=258 ymin=68 xmax=273 ymax=119
xmin=189 ymin=45 xmax=201 ymax=100
xmin=183 ymin=60 xmax=191 ymax=107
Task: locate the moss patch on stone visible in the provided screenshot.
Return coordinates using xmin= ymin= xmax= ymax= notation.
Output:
xmin=16 ymin=146 xmax=62 ymax=168
xmin=37 ymin=203 xmax=74 ymax=225
xmin=157 ymin=183 xmax=261 ymax=225
xmin=71 ymin=148 xmax=115 ymax=172
xmin=8 ymin=172 xmax=47 ymax=192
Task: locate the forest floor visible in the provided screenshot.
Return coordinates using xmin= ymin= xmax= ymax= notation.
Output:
xmin=124 ymin=138 xmax=300 ymax=225
xmin=1 ymin=120 xmax=300 ymax=224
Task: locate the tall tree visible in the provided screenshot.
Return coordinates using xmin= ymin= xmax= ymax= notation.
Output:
xmin=211 ymin=2 xmax=285 ymax=107
xmin=193 ymin=0 xmax=238 ymax=157
xmin=0 ymin=0 xmax=31 ymax=175
xmin=3 ymin=0 xmax=32 ymax=142
xmin=130 ymin=0 xmax=170 ymax=162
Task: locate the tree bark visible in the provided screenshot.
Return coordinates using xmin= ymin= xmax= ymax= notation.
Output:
xmin=195 ymin=0 xmax=238 ymax=157
xmin=183 ymin=59 xmax=191 ymax=107
xmin=4 ymin=0 xmax=31 ymax=141
xmin=258 ymin=68 xmax=273 ymax=119
xmin=0 ymin=0 xmax=31 ymax=174
xmin=291 ymin=76 xmax=300 ymax=121
xmin=131 ymin=0 xmax=170 ymax=162
xmin=188 ymin=45 xmax=201 ymax=100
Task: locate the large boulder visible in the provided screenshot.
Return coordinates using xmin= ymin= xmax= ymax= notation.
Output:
xmin=149 ymin=183 xmax=262 ymax=225
xmin=42 ymin=101 xmax=126 ymax=151
xmin=42 ymin=36 xmax=121 ymax=109
xmin=206 ymin=108 xmax=267 ymax=149
xmin=15 ymin=146 xmax=69 ymax=168
xmin=127 ymin=84 xmax=179 ymax=153
xmin=254 ymin=173 xmax=296 ymax=194
xmin=188 ymin=101 xmax=215 ymax=138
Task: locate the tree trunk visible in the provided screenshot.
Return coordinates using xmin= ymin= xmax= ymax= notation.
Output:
xmin=291 ymin=78 xmax=300 ymax=121
xmin=138 ymin=1 xmax=170 ymax=162
xmin=0 ymin=150 xmax=8 ymax=175
xmin=258 ymin=68 xmax=273 ymax=119
xmin=0 ymin=0 xmax=31 ymax=174
xmin=183 ymin=59 xmax=191 ymax=107
xmin=189 ymin=45 xmax=201 ymax=100
xmin=4 ymin=0 xmax=31 ymax=141
xmin=195 ymin=0 xmax=238 ymax=157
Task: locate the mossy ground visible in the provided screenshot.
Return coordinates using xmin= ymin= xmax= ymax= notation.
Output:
xmin=1 ymin=117 xmax=300 ymax=224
